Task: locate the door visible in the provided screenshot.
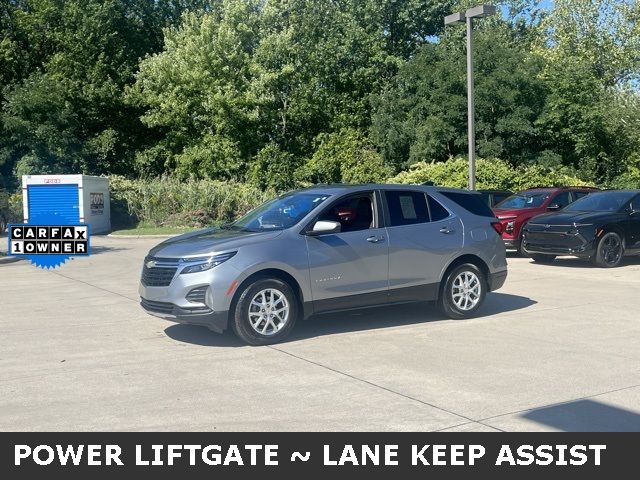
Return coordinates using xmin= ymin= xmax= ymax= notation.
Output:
xmin=384 ymin=191 xmax=463 ymax=302
xmin=305 ymin=191 xmax=389 ymax=312
xmin=27 ymin=184 xmax=80 ymax=224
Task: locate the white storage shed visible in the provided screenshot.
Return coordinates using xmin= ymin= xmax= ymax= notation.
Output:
xmin=22 ymin=175 xmax=111 ymax=234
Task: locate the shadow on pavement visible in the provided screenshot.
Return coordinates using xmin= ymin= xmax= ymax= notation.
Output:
xmin=164 ymin=292 xmax=536 ymax=347
xmin=536 ymin=256 xmax=640 ymax=268
xmin=89 ymin=245 xmax=127 ymax=256
xmin=522 ymin=399 xmax=640 ymax=431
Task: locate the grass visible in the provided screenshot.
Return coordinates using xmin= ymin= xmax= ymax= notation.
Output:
xmin=109 ymin=225 xmax=201 ymax=236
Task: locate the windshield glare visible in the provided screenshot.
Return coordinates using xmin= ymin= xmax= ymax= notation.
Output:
xmin=564 ymin=191 xmax=633 ymax=212
xmin=228 ymin=192 xmax=330 ymax=232
xmin=496 ymin=192 xmax=549 ymax=209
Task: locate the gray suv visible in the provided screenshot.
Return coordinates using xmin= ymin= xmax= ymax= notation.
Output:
xmin=139 ymin=185 xmax=508 ymax=345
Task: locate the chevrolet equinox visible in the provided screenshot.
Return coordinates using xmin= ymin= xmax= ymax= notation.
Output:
xmin=139 ymin=185 xmax=508 ymax=345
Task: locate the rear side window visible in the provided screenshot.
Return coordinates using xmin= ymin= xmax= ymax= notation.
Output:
xmin=438 ymin=191 xmax=495 ymax=217
xmin=427 ymin=195 xmax=450 ymax=221
xmin=385 ymin=191 xmax=429 ymax=226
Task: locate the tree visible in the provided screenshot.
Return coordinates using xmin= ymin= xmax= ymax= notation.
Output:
xmin=0 ymin=0 xmax=209 ymax=186
xmin=371 ymin=23 xmax=547 ymax=171
xmin=534 ymin=0 xmax=640 ymax=182
xmin=128 ymin=1 xmax=261 ymax=178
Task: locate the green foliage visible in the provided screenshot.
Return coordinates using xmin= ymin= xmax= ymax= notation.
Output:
xmin=296 ymin=129 xmax=393 ymax=185
xmin=248 ymin=143 xmax=299 ymax=192
xmin=389 ymin=157 xmax=589 ymax=191
xmin=1 ymin=0 xmax=640 ymax=198
xmin=0 ymin=189 xmax=23 ymax=232
xmin=533 ymin=0 xmax=640 ymax=183
xmin=109 ymin=175 xmax=274 ymax=228
xmin=371 ymin=23 xmax=547 ymax=171
xmin=128 ymin=2 xmax=260 ymax=178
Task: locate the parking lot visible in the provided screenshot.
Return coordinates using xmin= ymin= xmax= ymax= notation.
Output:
xmin=1 ymin=235 xmax=639 ymax=431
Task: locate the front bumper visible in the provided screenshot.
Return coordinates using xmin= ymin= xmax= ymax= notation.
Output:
xmin=140 ymin=298 xmax=229 ymax=333
xmin=523 ymin=228 xmax=597 ymax=258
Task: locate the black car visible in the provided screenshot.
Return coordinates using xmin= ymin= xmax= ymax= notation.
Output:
xmin=522 ymin=190 xmax=640 ymax=267
xmin=477 ymin=189 xmax=512 ymax=208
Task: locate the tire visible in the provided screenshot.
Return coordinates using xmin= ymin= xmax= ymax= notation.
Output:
xmin=517 ymin=224 xmax=529 ymax=257
xmin=438 ymin=263 xmax=487 ymax=320
xmin=231 ymin=278 xmax=299 ymax=345
xmin=590 ymin=231 xmax=624 ymax=268
xmin=530 ymin=254 xmax=556 ymax=263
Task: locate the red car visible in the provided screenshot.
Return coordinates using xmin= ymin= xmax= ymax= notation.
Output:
xmin=492 ymin=186 xmax=598 ymax=254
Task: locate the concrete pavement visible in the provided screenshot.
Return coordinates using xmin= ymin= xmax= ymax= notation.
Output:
xmin=1 ymin=235 xmax=639 ymax=431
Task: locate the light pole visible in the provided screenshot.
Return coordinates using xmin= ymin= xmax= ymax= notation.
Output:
xmin=444 ymin=5 xmax=497 ymax=191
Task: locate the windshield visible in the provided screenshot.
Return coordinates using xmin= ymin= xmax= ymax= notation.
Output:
xmin=495 ymin=192 xmax=550 ymax=209
xmin=563 ymin=191 xmax=634 ymax=212
xmin=226 ymin=192 xmax=330 ymax=232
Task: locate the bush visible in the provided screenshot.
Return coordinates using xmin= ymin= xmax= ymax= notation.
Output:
xmin=109 ymin=176 xmax=274 ymax=228
xmin=388 ymin=157 xmax=589 ymax=191
xmin=248 ymin=143 xmax=299 ymax=192
xmin=0 ymin=190 xmax=23 ymax=233
xmin=296 ymin=129 xmax=393 ymax=185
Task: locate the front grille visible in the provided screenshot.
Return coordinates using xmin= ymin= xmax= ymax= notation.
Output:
xmin=141 ymin=256 xmax=179 ymax=287
xmin=186 ymin=286 xmax=208 ymax=304
xmin=140 ymin=297 xmax=174 ymax=314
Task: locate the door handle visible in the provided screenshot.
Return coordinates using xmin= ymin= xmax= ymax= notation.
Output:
xmin=366 ymin=235 xmax=384 ymax=243
xmin=439 ymin=227 xmax=454 ymax=234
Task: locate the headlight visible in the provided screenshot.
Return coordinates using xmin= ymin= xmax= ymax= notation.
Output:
xmin=180 ymin=251 xmax=237 ymax=274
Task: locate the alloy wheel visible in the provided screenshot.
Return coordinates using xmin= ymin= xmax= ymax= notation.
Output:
xmin=247 ymin=288 xmax=290 ymax=336
xmin=601 ymin=234 xmax=622 ymax=265
xmin=451 ymin=271 xmax=481 ymax=311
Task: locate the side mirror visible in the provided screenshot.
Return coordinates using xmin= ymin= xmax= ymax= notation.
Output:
xmin=306 ymin=220 xmax=341 ymax=236
xmin=547 ymin=204 xmax=561 ymax=211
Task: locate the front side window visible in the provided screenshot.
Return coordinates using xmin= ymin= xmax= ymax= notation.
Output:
xmin=496 ymin=192 xmax=550 ymax=209
xmin=317 ymin=193 xmax=375 ymax=233
xmin=385 ymin=191 xmax=429 ymax=226
xmin=229 ymin=192 xmax=329 ymax=232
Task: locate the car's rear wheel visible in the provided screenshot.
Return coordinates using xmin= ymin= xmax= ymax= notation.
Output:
xmin=438 ymin=264 xmax=487 ymax=319
xmin=530 ymin=254 xmax=556 ymax=263
xmin=591 ymin=231 xmax=624 ymax=268
xmin=232 ymin=278 xmax=298 ymax=345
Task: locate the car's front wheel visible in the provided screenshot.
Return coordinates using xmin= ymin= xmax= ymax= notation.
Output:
xmin=438 ymin=264 xmax=487 ymax=319
xmin=232 ymin=278 xmax=298 ymax=345
xmin=591 ymin=231 xmax=624 ymax=268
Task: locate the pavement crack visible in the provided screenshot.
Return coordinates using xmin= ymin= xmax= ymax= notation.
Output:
xmin=48 ymin=270 xmax=139 ymax=303
xmin=267 ymin=344 xmax=498 ymax=431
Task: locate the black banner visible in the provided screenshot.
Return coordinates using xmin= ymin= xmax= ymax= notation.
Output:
xmin=1 ymin=433 xmax=636 ymax=478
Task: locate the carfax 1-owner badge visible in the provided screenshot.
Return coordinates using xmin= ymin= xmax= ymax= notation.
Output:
xmin=8 ymin=223 xmax=90 ymax=269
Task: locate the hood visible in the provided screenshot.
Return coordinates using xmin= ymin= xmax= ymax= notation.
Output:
xmin=527 ymin=211 xmax=618 ymax=226
xmin=493 ymin=207 xmax=542 ymax=219
xmin=148 ymin=228 xmax=283 ymax=258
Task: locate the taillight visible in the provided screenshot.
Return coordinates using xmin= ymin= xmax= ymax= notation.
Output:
xmin=491 ymin=222 xmax=504 ymax=235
